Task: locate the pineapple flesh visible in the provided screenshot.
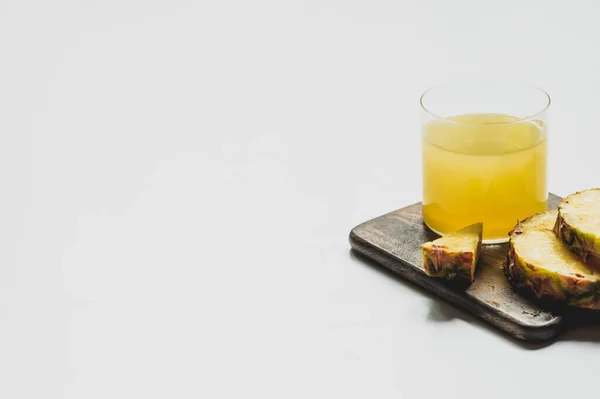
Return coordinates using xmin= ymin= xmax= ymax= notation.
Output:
xmin=421 ymin=223 xmax=482 ymax=283
xmin=506 ymin=210 xmax=600 ymax=309
xmin=554 ymin=188 xmax=600 ymax=262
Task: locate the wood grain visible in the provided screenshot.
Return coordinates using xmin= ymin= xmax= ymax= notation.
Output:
xmin=349 ymin=194 xmax=566 ymax=341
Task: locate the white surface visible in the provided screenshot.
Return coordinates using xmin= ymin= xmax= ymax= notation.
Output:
xmin=1 ymin=0 xmax=599 ymax=397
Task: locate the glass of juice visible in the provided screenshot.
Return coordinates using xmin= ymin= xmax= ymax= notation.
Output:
xmin=420 ymin=81 xmax=550 ymax=244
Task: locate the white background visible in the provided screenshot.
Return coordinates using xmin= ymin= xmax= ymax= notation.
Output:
xmin=1 ymin=0 xmax=599 ymax=397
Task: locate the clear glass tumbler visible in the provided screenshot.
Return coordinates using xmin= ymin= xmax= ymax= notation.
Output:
xmin=420 ymin=81 xmax=551 ymax=244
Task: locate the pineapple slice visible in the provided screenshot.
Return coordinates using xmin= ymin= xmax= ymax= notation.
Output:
xmin=554 ymin=189 xmax=600 ymax=262
xmin=421 ymin=223 xmax=482 ymax=283
xmin=506 ymin=210 xmax=600 ymax=309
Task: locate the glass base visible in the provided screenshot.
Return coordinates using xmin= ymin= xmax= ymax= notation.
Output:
xmin=423 ymin=221 xmax=509 ymax=245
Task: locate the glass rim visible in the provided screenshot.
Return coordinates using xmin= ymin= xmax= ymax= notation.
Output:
xmin=419 ymin=80 xmax=551 ymax=126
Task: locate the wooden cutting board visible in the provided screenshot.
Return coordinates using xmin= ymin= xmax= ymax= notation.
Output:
xmin=349 ymin=193 xmax=570 ymax=342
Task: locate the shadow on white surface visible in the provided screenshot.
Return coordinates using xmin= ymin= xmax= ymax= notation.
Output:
xmin=350 ymin=249 xmax=600 ymax=349
xmin=426 ymin=300 xmax=469 ymax=322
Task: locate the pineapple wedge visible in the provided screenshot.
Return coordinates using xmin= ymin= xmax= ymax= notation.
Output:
xmin=505 ymin=210 xmax=600 ymax=309
xmin=421 ymin=223 xmax=482 ymax=283
xmin=554 ymin=189 xmax=600 ymax=262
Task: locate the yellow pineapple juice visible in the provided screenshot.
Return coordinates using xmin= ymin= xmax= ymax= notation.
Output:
xmin=422 ymin=113 xmax=547 ymax=243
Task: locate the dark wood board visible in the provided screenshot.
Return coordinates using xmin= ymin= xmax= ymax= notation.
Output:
xmin=349 ymin=193 xmax=568 ymax=342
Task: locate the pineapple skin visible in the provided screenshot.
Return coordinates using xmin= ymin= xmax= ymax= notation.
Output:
xmin=505 ymin=211 xmax=600 ymax=309
xmin=421 ymin=242 xmax=480 ymax=283
xmin=554 ymin=207 xmax=600 ymax=263
xmin=505 ymin=244 xmax=600 ymax=309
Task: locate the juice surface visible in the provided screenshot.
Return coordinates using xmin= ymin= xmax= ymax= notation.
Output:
xmin=422 ymin=113 xmax=547 ymax=242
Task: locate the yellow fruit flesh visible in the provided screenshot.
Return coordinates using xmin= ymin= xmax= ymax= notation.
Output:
xmin=521 ymin=210 xmax=557 ymax=230
xmin=561 ymin=190 xmax=600 ymax=232
xmin=514 ymin=230 xmax=597 ymax=277
xmin=422 ymin=223 xmax=481 ymax=281
xmin=428 ymin=223 xmax=482 ymax=252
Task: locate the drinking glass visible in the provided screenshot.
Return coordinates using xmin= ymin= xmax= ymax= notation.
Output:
xmin=420 ymin=81 xmax=551 ymax=243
